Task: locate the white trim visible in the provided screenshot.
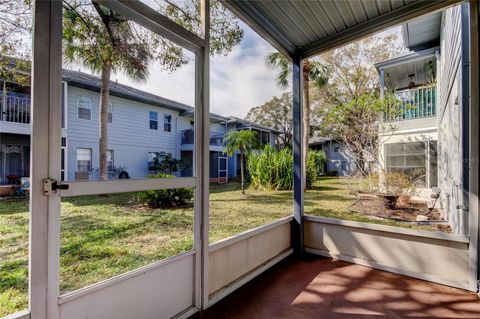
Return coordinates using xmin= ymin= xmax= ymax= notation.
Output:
xmin=58 ymin=250 xmax=195 ymax=305
xmin=60 ymin=177 xmax=196 ymax=197
xmin=379 ymin=126 xmax=437 ymax=137
xmin=210 ymin=216 xmax=293 ymax=252
xmin=171 ymin=306 xmax=199 ymax=319
xmin=305 ymin=247 xmax=469 ymax=290
xmin=61 ymin=81 xmax=68 ymax=129
xmin=208 ymin=249 xmax=293 ymax=307
xmin=304 ymin=215 xmax=470 ymax=243
xmin=1 ymin=310 xmax=30 ymax=319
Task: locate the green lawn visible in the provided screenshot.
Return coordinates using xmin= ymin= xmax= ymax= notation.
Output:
xmin=0 ymin=177 xmax=436 ymax=316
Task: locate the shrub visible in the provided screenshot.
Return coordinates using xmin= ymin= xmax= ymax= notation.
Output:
xmin=137 ymin=173 xmax=193 ymax=208
xmin=248 ymin=145 xmax=325 ymax=190
xmin=307 ymin=150 xmax=326 ymax=188
xmin=384 ymin=172 xmax=415 ymax=197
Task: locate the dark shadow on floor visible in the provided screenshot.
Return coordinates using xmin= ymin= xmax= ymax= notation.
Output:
xmin=192 ymin=255 xmax=480 ymax=319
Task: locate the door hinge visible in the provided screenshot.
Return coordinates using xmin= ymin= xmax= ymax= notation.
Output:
xmin=43 ymin=179 xmax=69 ymax=196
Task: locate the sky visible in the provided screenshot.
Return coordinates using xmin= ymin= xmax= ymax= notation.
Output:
xmin=108 ymin=21 xmax=403 ymax=119
xmin=106 ymin=23 xmax=286 ymax=118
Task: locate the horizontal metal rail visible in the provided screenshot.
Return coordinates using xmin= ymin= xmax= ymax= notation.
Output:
xmin=60 ymin=177 xmax=196 ymax=197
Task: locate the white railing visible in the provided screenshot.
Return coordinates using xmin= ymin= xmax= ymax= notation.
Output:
xmin=0 ymin=94 xmax=31 ymax=124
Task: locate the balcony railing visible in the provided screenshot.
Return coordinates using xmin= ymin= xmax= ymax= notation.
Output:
xmin=0 ymin=94 xmax=31 ymax=124
xmin=181 ymin=129 xmax=224 ymax=146
xmin=384 ymin=85 xmax=436 ymax=122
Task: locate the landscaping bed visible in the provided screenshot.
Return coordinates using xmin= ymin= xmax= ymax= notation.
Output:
xmin=349 ymin=195 xmax=451 ymax=232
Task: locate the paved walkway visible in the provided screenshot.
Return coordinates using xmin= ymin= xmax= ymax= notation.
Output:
xmin=194 ymin=256 xmax=480 ymax=318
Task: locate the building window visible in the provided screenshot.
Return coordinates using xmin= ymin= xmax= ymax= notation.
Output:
xmin=164 ymin=114 xmax=172 ymax=132
xmin=341 ymin=161 xmax=347 ymax=171
xmin=149 ymin=111 xmax=158 ymax=130
xmin=77 ymin=96 xmax=92 ymax=120
xmin=61 ymin=137 xmax=67 ymax=181
xmin=77 ymin=148 xmax=92 ymax=172
xmin=333 ymin=145 xmax=339 ymax=152
xmin=385 ymin=141 xmax=432 ymax=187
xmin=107 ymin=150 xmax=114 ymax=171
xmin=62 ymin=82 xmax=67 ymax=128
xmin=108 ymin=103 xmax=113 ymax=123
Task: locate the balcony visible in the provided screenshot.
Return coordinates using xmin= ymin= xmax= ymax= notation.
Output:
xmin=0 ymin=94 xmax=31 ymax=124
xmin=384 ymin=85 xmax=436 ymax=122
xmin=181 ymin=129 xmax=224 ymax=146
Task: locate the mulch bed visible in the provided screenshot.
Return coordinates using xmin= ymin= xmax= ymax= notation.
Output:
xmin=350 ymin=194 xmax=451 ymax=232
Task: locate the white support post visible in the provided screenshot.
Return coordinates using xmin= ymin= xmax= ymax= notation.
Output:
xmin=194 ymin=0 xmax=210 ymax=309
xmin=30 ymin=1 xmax=62 ymax=318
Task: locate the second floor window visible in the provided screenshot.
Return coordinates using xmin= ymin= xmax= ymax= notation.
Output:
xmin=77 ymin=96 xmax=92 ymax=120
xmin=108 ymin=103 xmax=113 ymax=123
xmin=164 ymin=114 xmax=172 ymax=132
xmin=107 ymin=150 xmax=114 ymax=171
xmin=149 ymin=111 xmax=158 ymax=130
xmin=77 ymin=148 xmax=92 ymax=172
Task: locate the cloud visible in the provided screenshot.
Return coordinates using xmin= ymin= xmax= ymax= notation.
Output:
xmin=107 ymin=25 xmax=287 ymax=119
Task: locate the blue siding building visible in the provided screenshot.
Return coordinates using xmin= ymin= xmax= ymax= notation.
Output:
xmin=0 ymin=69 xmax=278 ymax=184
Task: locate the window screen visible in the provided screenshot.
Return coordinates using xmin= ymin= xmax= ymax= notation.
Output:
xmin=77 ymin=148 xmax=92 ymax=172
xmin=149 ymin=111 xmax=158 ymax=130
xmin=77 ymin=96 xmax=92 ymax=120
xmin=385 ymin=142 xmax=426 ymax=186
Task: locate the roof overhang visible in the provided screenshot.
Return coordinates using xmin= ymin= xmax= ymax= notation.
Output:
xmin=220 ymin=0 xmax=462 ymax=59
xmin=402 ymin=11 xmax=442 ymax=51
xmin=375 ymin=47 xmax=439 ymax=90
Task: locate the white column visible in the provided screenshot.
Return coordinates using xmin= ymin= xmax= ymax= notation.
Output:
xmin=30 ymin=1 xmax=62 ymax=319
xmin=194 ymin=0 xmax=210 ymax=309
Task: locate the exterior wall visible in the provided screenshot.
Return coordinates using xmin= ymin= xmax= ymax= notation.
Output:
xmin=437 ymin=6 xmax=466 ymax=234
xmin=208 ymin=217 xmax=292 ymax=301
xmin=323 ymin=141 xmax=354 ymax=176
xmin=66 ymin=86 xmax=179 ymax=180
xmin=304 ymin=216 xmax=470 ymax=290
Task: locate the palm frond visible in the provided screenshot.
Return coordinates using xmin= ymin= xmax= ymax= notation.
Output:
xmin=265 ymin=52 xmax=292 ymax=89
xmin=308 ymin=60 xmax=329 ymax=89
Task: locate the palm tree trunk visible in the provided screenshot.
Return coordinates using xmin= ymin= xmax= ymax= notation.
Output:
xmin=303 ymin=75 xmax=310 ymax=190
xmin=240 ymin=152 xmax=245 ymax=194
xmin=99 ymin=63 xmax=111 ymax=180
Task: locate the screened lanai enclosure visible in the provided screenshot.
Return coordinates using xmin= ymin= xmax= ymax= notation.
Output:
xmin=2 ymin=0 xmax=480 ymax=318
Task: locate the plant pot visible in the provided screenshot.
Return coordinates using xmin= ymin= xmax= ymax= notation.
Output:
xmin=0 ymin=185 xmax=13 ymax=197
xmin=382 ymin=195 xmax=399 ymax=209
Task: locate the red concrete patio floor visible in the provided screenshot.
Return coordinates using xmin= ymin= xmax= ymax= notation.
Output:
xmin=193 ymin=255 xmax=480 ymax=319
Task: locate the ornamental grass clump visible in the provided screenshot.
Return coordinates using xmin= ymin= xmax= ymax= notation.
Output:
xmin=248 ymin=145 xmax=325 ymax=190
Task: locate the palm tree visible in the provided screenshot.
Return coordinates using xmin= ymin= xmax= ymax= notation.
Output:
xmin=265 ymin=52 xmax=328 ymax=189
xmin=63 ymin=1 xmax=152 ymax=180
xmin=223 ymin=130 xmax=258 ymax=194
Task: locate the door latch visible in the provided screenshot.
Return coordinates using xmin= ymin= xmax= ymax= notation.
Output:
xmin=43 ymin=179 xmax=69 ymax=196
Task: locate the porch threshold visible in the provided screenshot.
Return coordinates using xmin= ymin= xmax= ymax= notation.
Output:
xmin=193 ymin=255 xmax=480 ymax=319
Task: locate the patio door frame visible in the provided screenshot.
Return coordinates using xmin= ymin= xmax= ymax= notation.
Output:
xmin=29 ymin=1 xmax=211 ymax=318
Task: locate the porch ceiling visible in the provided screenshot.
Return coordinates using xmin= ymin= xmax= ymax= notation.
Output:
xmin=220 ymin=0 xmax=462 ymax=58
